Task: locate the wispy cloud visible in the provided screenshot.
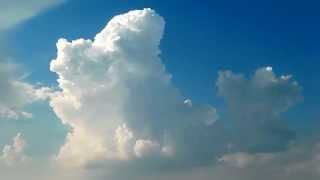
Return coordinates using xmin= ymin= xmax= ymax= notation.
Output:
xmin=0 ymin=62 xmax=52 ymax=120
xmin=0 ymin=0 xmax=65 ymax=31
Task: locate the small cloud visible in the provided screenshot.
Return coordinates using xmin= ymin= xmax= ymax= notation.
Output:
xmin=1 ymin=133 xmax=29 ymax=166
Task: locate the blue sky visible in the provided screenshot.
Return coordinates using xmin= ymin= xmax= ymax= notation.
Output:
xmin=0 ymin=0 xmax=319 ymax=180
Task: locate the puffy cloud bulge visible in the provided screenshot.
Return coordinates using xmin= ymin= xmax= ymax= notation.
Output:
xmin=217 ymin=67 xmax=301 ymax=152
xmin=50 ymin=8 xmax=219 ymax=167
xmin=49 ymin=8 xmax=305 ymax=176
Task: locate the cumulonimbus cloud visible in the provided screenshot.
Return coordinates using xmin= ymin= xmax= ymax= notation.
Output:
xmin=50 ymin=8 xmax=219 ymax=167
xmin=48 ymin=8 xmax=305 ymax=178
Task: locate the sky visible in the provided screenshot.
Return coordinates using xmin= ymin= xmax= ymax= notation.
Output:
xmin=0 ymin=0 xmax=319 ymax=180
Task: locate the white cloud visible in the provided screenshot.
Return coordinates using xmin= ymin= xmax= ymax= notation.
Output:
xmin=0 ymin=0 xmax=65 ymax=31
xmin=134 ymin=139 xmax=161 ymax=158
xmin=218 ymin=152 xmax=259 ymax=168
xmin=0 ymin=133 xmax=28 ymax=166
xmin=114 ymin=124 xmax=135 ymax=160
xmin=0 ymin=105 xmax=33 ymax=119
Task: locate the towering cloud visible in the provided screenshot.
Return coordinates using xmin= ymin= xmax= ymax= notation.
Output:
xmin=50 ymin=8 xmax=219 ymax=167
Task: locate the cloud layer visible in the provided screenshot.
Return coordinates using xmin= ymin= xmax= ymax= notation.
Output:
xmin=215 ymin=139 xmax=320 ymax=180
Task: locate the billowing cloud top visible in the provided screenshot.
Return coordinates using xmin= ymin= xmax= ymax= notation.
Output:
xmin=50 ymin=8 xmax=219 ymax=167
